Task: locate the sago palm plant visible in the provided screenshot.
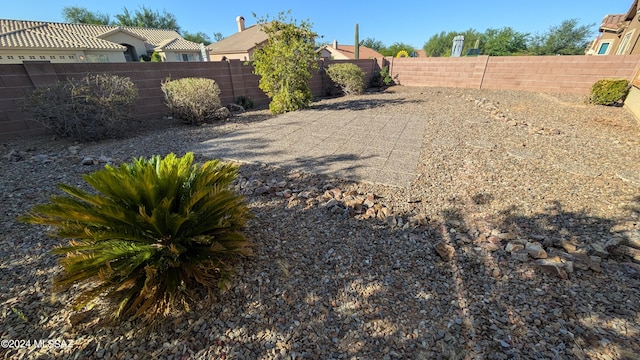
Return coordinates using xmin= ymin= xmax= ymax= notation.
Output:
xmin=22 ymin=152 xmax=252 ymax=324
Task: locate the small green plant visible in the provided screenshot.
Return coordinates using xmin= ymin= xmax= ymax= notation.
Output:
xmin=587 ymin=79 xmax=630 ymax=106
xmin=370 ymin=65 xmax=392 ymax=87
xmin=161 ymin=77 xmax=222 ymax=125
xmin=151 ymin=52 xmax=163 ymax=62
xmin=326 ymin=63 xmax=366 ymax=95
xmin=139 ymin=54 xmax=151 ymax=62
xmin=22 ymin=153 xmax=252 ymax=324
xmin=235 ymin=95 xmax=254 ymax=109
xmin=20 ymin=74 xmax=138 ymax=141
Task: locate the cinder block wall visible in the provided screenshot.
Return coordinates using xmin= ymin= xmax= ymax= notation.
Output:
xmin=0 ymin=59 xmax=380 ymax=139
xmin=388 ymin=54 xmax=640 ymax=94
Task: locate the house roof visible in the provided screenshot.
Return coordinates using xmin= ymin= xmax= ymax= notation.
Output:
xmin=600 ymin=14 xmax=627 ymax=32
xmin=317 ymin=44 xmax=384 ymax=59
xmin=0 ymin=19 xmax=200 ymax=52
xmin=206 ymin=24 xmax=268 ymax=54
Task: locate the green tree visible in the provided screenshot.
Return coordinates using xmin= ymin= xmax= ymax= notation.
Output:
xmin=114 ymin=6 xmax=181 ymax=32
xmin=423 ymin=31 xmax=455 ymax=57
xmin=528 ymin=19 xmax=594 ymax=55
xmin=361 ymin=37 xmax=385 ymax=51
xmin=252 ymin=11 xmax=318 ymax=114
xmin=213 ymin=32 xmax=225 ymax=42
xmin=423 ymin=29 xmax=482 ymax=57
xmin=182 ymin=31 xmax=212 ymax=45
xmin=62 ymin=6 xmax=110 ymax=25
xmin=482 ymin=27 xmax=529 ymax=56
xmin=381 ymin=42 xmax=416 ymax=57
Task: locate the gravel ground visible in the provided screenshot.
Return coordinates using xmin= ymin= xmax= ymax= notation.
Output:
xmin=1 ymin=86 xmax=640 ymax=359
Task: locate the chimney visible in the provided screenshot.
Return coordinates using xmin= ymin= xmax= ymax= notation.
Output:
xmin=333 ymin=39 xmax=338 ymax=49
xmin=236 ymin=16 xmax=245 ymax=32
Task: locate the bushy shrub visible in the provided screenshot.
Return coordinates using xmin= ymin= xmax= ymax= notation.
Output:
xmin=151 ymin=52 xmax=163 ymax=62
xmin=252 ymin=12 xmax=318 ymax=114
xmin=20 ymin=74 xmax=138 ymax=141
xmin=370 ymin=65 xmax=392 ymax=88
xmin=236 ymin=95 xmax=254 ymax=109
xmin=587 ymin=79 xmax=630 ymax=106
xmin=22 ymin=152 xmax=252 ymax=324
xmin=326 ymin=63 xmax=366 ymax=95
xmin=161 ymin=77 xmax=222 ymax=125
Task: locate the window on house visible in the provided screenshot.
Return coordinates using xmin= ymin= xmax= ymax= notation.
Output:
xmin=616 ymin=31 xmax=634 ymax=55
xmin=182 ymin=54 xmax=189 ymax=62
xmin=597 ymin=42 xmax=610 ymax=55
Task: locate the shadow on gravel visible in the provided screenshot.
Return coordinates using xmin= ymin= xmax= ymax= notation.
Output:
xmin=310 ymin=97 xmax=423 ymax=112
xmin=426 ymin=196 xmax=640 ymax=359
xmin=7 ymin=171 xmax=639 ymax=359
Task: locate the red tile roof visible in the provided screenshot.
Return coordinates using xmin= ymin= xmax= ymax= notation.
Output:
xmin=324 ymin=44 xmax=384 ymax=59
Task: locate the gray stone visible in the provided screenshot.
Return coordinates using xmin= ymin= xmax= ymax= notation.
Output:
xmin=505 ymin=242 xmax=524 ymax=253
xmin=534 ymin=258 xmax=568 ymax=279
xmin=526 ymin=243 xmax=547 ymax=259
xmin=511 ymin=249 xmax=530 ymax=262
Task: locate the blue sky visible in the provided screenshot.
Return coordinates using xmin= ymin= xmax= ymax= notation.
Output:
xmin=3 ymin=0 xmax=634 ymax=48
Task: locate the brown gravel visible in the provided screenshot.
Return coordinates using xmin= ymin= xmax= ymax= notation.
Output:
xmin=1 ymin=86 xmax=640 ymax=359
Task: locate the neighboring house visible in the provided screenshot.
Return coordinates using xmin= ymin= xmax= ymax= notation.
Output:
xmin=317 ymin=40 xmax=384 ymax=59
xmin=0 ymin=19 xmax=205 ymax=64
xmin=587 ymin=0 xmax=640 ymax=55
xmin=206 ymin=16 xmax=268 ymax=61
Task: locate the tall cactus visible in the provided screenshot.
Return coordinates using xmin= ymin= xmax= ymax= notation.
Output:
xmin=354 ymin=23 xmax=359 ymax=60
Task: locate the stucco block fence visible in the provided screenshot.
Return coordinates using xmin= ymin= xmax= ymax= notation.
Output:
xmin=2 ymin=55 xmax=640 ymax=139
xmin=387 ymin=55 xmax=640 ymax=94
xmin=0 ymin=59 xmax=381 ymax=139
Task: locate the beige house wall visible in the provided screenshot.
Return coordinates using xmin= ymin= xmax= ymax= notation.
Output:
xmin=626 ymin=87 xmax=640 ymax=123
xmin=100 ymin=32 xmax=148 ymax=59
xmin=0 ymin=49 xmax=86 ymax=64
xmin=317 ymin=48 xmax=349 ymax=60
xmin=209 ymin=51 xmax=250 ymax=61
xmin=162 ymin=51 xmax=203 ymax=62
xmin=84 ymin=51 xmax=127 ymax=63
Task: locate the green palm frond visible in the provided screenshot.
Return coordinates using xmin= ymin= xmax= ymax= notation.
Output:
xmin=21 ymin=152 xmax=252 ymax=325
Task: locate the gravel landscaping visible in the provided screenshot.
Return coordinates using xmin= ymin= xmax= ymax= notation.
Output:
xmin=1 ymin=86 xmax=640 ymax=359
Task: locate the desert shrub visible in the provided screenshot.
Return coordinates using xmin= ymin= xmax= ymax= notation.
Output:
xmin=370 ymin=65 xmax=393 ymax=88
xmin=236 ymin=95 xmax=254 ymax=109
xmin=151 ymin=52 xmax=163 ymax=62
xmin=161 ymin=77 xmax=222 ymax=125
xmin=22 ymin=152 xmax=252 ymax=324
xmin=587 ymin=79 xmax=630 ymax=106
xmin=326 ymin=63 xmax=366 ymax=95
xmin=20 ymin=74 xmax=138 ymax=141
xmin=252 ymin=11 xmax=318 ymax=114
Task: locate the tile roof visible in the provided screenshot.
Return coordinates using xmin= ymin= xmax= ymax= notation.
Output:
xmin=0 ymin=19 xmax=200 ymax=52
xmin=206 ymin=24 xmax=268 ymax=53
xmin=600 ymin=14 xmax=627 ymax=32
xmin=318 ymin=44 xmax=384 ymax=59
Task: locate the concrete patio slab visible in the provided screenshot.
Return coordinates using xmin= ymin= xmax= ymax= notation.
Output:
xmin=195 ymin=109 xmax=428 ymax=188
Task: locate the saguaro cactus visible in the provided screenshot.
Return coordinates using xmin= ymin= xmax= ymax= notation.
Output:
xmin=354 ymin=23 xmax=360 ymax=60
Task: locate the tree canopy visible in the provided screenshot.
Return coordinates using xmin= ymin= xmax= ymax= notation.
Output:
xmin=114 ymin=6 xmax=180 ymax=32
xmin=62 ymin=6 xmax=110 ymax=25
xmin=182 ymin=31 xmax=212 ymax=45
xmin=360 ymin=38 xmax=385 ymax=52
xmin=421 ymin=19 xmax=594 ymax=57
xmin=380 ymin=42 xmax=417 ymax=57
xmin=528 ymin=19 xmax=594 ymax=55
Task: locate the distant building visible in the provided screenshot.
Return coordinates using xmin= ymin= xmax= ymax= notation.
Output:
xmin=0 ymin=19 xmax=204 ymax=64
xmin=317 ymin=40 xmax=384 ymax=59
xmin=206 ymin=16 xmax=269 ymax=61
xmin=587 ymin=0 xmax=640 ymax=55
